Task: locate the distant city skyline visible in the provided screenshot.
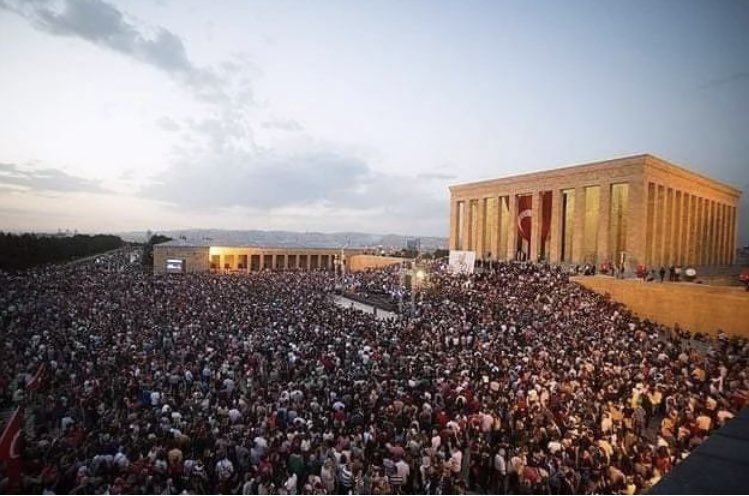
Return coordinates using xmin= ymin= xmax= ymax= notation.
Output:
xmin=0 ymin=0 xmax=747 ymax=243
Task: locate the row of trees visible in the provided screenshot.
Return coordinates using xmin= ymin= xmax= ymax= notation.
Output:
xmin=0 ymin=232 xmax=124 ymax=270
xmin=389 ymin=248 xmax=449 ymax=259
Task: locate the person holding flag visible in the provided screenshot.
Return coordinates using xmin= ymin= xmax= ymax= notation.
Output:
xmin=0 ymin=406 xmax=23 ymax=494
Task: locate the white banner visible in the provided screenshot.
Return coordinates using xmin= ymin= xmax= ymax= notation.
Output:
xmin=448 ymin=250 xmax=476 ymax=274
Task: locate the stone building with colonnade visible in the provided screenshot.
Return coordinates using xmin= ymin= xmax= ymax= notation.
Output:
xmin=448 ymin=154 xmax=741 ymax=270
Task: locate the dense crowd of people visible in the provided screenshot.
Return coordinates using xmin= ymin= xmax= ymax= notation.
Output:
xmin=1 ymin=250 xmax=747 ymax=495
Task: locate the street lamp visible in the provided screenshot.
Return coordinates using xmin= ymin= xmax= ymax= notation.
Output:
xmin=410 ymin=265 xmax=428 ymax=306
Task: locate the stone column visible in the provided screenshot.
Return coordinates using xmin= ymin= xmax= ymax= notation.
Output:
xmin=476 ymin=198 xmax=486 ymax=259
xmin=507 ymin=193 xmax=518 ymax=261
xmin=690 ymin=195 xmax=699 ymax=266
xmin=626 ymin=180 xmax=646 ymax=270
xmin=716 ymin=203 xmax=724 ymax=265
xmin=644 ymin=183 xmax=654 ymax=266
xmin=597 ymin=182 xmax=611 ymax=265
xmin=693 ymin=198 xmax=700 ymax=266
xmin=699 ymin=198 xmax=705 ymax=265
xmin=663 ymin=188 xmax=673 ymax=265
xmin=679 ymin=192 xmax=688 ymax=266
xmin=530 ymin=191 xmax=542 ymax=262
xmin=702 ymin=199 xmax=710 ymax=266
xmin=720 ymin=203 xmax=728 ymax=265
xmin=724 ymin=204 xmax=732 ymax=265
xmin=728 ymin=206 xmax=737 ymax=265
xmin=655 ymin=185 xmax=666 ymax=267
xmin=571 ymin=186 xmax=586 ymax=264
xmin=719 ymin=204 xmax=725 ymax=265
xmin=549 ymin=190 xmax=562 ymax=264
xmin=652 ymin=184 xmax=660 ymax=266
xmin=489 ymin=197 xmax=500 ymax=261
xmin=705 ymin=201 xmax=713 ymax=266
xmin=465 ymin=200 xmax=474 ymax=252
xmin=707 ymin=200 xmax=714 ymax=266
xmin=723 ymin=205 xmax=731 ymax=264
xmin=671 ymin=189 xmax=679 ymax=265
xmin=690 ymin=195 xmax=700 ymax=266
xmin=684 ymin=193 xmax=691 ymax=266
xmin=449 ymin=200 xmax=458 ymax=251
xmin=711 ymin=201 xmax=718 ymax=266
xmin=498 ymin=195 xmax=508 ymax=260
xmin=692 ymin=195 xmax=701 ymax=266
xmin=672 ymin=191 xmax=682 ymax=266
xmin=711 ymin=203 xmax=718 ymax=266
xmin=715 ymin=200 xmax=725 ymax=265
xmin=712 ymin=201 xmax=718 ymax=266
xmin=459 ymin=200 xmax=467 ymax=251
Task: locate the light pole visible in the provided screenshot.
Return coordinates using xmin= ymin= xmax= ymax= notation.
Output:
xmin=410 ymin=266 xmax=426 ymax=306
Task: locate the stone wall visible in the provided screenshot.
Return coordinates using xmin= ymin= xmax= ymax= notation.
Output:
xmin=153 ymin=246 xmax=210 ymax=274
xmin=574 ymin=276 xmax=749 ymax=337
xmin=347 ymin=255 xmax=408 ymax=272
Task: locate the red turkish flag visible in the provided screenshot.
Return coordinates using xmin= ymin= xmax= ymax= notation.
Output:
xmin=517 ymin=195 xmax=532 ymax=241
xmin=27 ymin=363 xmax=47 ymax=393
xmin=0 ymin=406 xmax=24 ymax=491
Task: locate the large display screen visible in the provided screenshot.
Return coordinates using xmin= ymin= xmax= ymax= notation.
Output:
xmin=165 ymin=259 xmax=184 ymax=273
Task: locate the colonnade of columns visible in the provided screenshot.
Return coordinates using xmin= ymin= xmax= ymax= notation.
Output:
xmin=451 ymin=180 xmax=738 ymax=268
xmin=212 ymin=252 xmax=337 ymax=271
xmin=450 ymin=181 xmax=636 ymax=266
xmin=644 ymin=182 xmax=737 ymax=267
xmin=451 ymin=187 xmax=619 ymax=264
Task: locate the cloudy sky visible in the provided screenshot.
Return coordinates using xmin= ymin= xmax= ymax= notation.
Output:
xmin=0 ymin=0 xmax=747 ymax=241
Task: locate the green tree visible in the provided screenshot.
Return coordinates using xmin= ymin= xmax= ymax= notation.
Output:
xmin=142 ymin=233 xmax=173 ymax=267
xmin=0 ymin=232 xmax=124 ymax=270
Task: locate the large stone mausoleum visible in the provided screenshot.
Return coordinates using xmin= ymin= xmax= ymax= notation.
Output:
xmin=448 ymin=154 xmax=741 ymax=269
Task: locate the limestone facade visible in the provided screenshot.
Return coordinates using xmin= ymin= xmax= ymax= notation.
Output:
xmin=449 ymin=154 xmax=741 ymax=269
xmin=347 ymin=255 xmax=408 ymax=272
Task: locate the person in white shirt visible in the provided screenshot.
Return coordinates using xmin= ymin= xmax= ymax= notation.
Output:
xmin=449 ymin=448 xmax=463 ymax=474
xmin=391 ymin=457 xmax=410 ymax=491
xmin=228 ymin=407 xmax=242 ymax=423
xmin=320 ymin=460 xmax=336 ymax=494
xmin=284 ymin=472 xmax=298 ymax=495
xmin=216 ymin=457 xmax=234 ymax=481
xmin=430 ymin=430 xmax=441 ymax=454
xmin=494 ymin=448 xmax=507 ymax=494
